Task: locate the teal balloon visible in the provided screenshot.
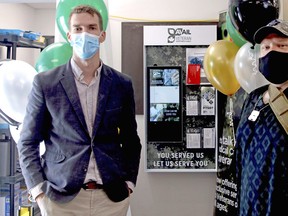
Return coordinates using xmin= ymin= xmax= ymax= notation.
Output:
xmin=226 ymin=13 xmax=247 ymax=47
xmin=35 ymin=42 xmax=72 ymax=73
xmin=56 ymin=0 xmax=108 ymax=41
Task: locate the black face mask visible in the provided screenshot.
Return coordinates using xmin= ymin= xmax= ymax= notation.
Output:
xmin=258 ymin=50 xmax=288 ymax=84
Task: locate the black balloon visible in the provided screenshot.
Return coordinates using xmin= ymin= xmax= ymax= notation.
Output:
xmin=228 ymin=0 xmax=280 ymax=43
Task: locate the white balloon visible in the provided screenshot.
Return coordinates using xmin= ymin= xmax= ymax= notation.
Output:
xmin=234 ymin=42 xmax=270 ymax=93
xmin=9 ymin=124 xmax=46 ymax=156
xmin=0 ymin=60 xmax=37 ymax=123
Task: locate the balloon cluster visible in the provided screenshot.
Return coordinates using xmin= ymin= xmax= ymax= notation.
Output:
xmin=229 ymin=0 xmax=280 ymax=44
xmin=34 ymin=0 xmax=109 ymax=72
xmin=204 ymin=0 xmax=279 ymax=95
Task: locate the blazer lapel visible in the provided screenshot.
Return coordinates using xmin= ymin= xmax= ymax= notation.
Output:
xmin=92 ymin=65 xmax=113 ymax=138
xmin=59 ymin=63 xmax=89 ymax=135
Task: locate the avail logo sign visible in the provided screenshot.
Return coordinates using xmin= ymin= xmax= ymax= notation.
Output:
xmin=167 ymin=28 xmax=192 ymax=43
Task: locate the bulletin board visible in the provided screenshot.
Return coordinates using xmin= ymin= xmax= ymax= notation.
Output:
xmin=144 ymin=24 xmax=219 ymax=172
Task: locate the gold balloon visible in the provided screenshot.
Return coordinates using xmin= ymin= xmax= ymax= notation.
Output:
xmin=204 ymin=40 xmax=240 ymax=96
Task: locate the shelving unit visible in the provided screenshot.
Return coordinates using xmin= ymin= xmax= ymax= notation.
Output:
xmin=0 ymin=34 xmax=46 ymax=60
xmin=0 ymin=127 xmax=20 ymax=216
xmin=0 ymin=34 xmax=46 ymax=216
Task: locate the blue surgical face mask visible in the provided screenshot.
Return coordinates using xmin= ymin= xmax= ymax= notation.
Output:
xmin=70 ymin=32 xmax=101 ymax=60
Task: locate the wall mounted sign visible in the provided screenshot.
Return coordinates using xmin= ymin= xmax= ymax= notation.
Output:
xmin=144 ymin=24 xmax=218 ymax=172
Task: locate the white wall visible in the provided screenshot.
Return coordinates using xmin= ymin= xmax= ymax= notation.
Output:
xmin=107 ymin=0 xmax=229 ymax=72
xmin=1 ymin=0 xmax=287 ymax=216
xmin=107 ymin=0 xmax=284 ymax=72
xmin=0 ymin=3 xmax=55 ymax=66
xmin=32 ymin=8 xmax=56 ymax=63
xmin=0 ymin=4 xmax=36 ymax=65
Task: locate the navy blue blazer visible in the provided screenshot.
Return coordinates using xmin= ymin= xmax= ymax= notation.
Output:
xmin=17 ymin=61 xmax=142 ymax=203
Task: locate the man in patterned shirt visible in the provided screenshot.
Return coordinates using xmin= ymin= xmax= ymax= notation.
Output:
xmin=235 ymin=19 xmax=288 ymax=216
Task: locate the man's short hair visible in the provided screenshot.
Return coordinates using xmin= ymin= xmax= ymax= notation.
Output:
xmin=68 ymin=5 xmax=103 ymax=31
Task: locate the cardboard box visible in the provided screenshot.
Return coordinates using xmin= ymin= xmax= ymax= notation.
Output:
xmin=0 ymin=183 xmax=20 ymax=216
xmin=0 ymin=29 xmax=24 ymax=37
xmin=0 ymin=125 xmax=17 ymax=177
xmin=0 ymin=193 xmax=19 ymax=216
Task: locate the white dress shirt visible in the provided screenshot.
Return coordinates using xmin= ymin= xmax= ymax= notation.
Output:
xmin=71 ymin=58 xmax=103 ymax=184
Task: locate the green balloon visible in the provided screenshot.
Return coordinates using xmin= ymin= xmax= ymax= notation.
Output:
xmin=226 ymin=13 xmax=247 ymax=47
xmin=56 ymin=0 xmax=108 ymax=41
xmin=35 ymin=42 xmax=72 ymax=73
xmin=221 ymin=22 xmax=230 ymax=41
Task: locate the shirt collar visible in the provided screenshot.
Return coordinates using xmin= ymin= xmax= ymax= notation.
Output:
xmin=70 ymin=58 xmax=103 ymax=81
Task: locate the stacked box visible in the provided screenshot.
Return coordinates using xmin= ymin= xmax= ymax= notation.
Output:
xmin=0 ymin=182 xmax=20 ymax=216
xmin=0 ymin=29 xmax=24 ymax=37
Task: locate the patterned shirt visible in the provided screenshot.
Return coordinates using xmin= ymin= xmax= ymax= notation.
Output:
xmin=235 ymin=86 xmax=288 ymax=216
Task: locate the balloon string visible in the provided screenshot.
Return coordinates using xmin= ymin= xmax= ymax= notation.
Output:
xmin=228 ymin=96 xmax=236 ymax=147
xmin=248 ymin=46 xmax=258 ymax=75
xmin=0 ymin=108 xmax=21 ymax=127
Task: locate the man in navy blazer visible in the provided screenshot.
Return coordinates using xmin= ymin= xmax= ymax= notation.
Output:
xmin=17 ymin=5 xmax=142 ymax=216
